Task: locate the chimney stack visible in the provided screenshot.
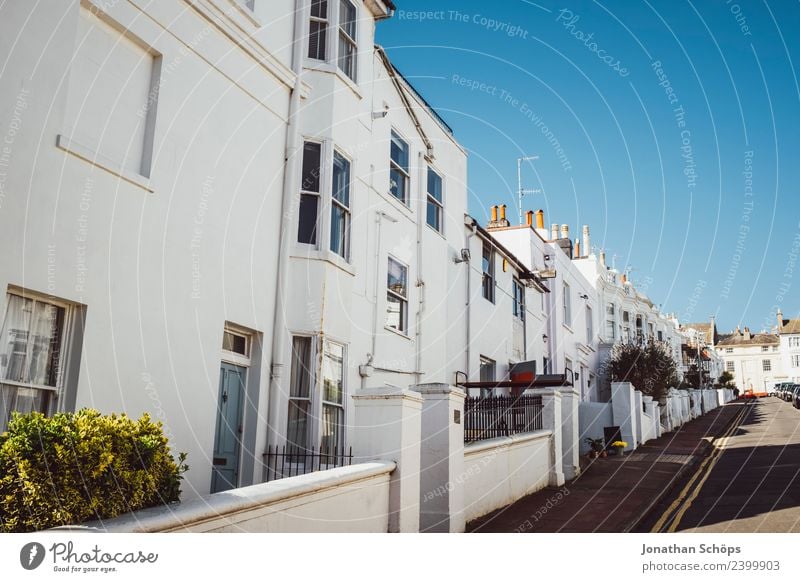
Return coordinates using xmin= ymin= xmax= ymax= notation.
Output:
xmin=525 ymin=210 xmax=534 ymax=227
xmin=621 ymin=273 xmax=627 ymax=284
xmin=777 ymin=309 xmax=784 ymax=332
xmin=600 ymin=250 xmax=606 ymax=268
xmin=488 ymin=203 xmax=510 ymax=229
xmin=535 ymin=209 xmax=545 ymax=229
xmin=574 ymin=239 xmax=581 ymax=259
xmin=560 ymin=224 xmax=569 ymax=240
xmin=582 ymin=226 xmax=590 ymax=257
xmin=550 ymin=223 xmax=559 ymax=240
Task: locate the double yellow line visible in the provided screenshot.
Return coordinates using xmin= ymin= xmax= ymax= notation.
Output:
xmin=650 ymin=402 xmax=750 ymax=533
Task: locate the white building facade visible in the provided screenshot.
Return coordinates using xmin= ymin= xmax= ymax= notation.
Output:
xmin=715 ymin=328 xmax=782 ymax=393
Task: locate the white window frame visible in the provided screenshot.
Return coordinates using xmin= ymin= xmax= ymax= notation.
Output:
xmin=386 ymin=256 xmax=409 ymax=334
xmin=762 ymin=359 xmax=772 ymax=372
xmin=725 ymin=347 xmax=733 ymax=353
xmin=726 ymin=360 xmax=735 ymax=373
xmin=586 ymin=305 xmax=593 ymax=343
xmin=426 ymin=166 xmax=444 ymax=233
xmin=605 ymin=303 xmax=616 ymax=341
xmin=512 ymin=278 xmax=525 ymax=322
xmin=308 ymin=0 xmax=329 ymax=61
xmin=479 ymin=355 xmax=496 ymax=399
xmin=389 ymin=130 xmax=410 ymax=206
xmin=221 ymin=325 xmax=252 ymax=368
xmin=319 ymin=338 xmax=346 ymax=454
xmin=482 ymin=242 xmax=495 ymax=303
xmin=562 ymin=282 xmax=571 ymax=327
xmin=298 ymin=140 xmax=323 ymax=247
xmin=337 ymin=0 xmax=357 ymax=81
xmin=0 ymin=289 xmax=79 ymax=428
xmin=793 ymin=354 xmax=800 ymax=368
xmin=330 ymin=148 xmax=351 ymax=261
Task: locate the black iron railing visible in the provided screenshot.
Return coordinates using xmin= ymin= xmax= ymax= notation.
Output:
xmin=263 ymin=445 xmax=353 ymax=482
xmin=463 ymin=394 xmax=544 ymax=444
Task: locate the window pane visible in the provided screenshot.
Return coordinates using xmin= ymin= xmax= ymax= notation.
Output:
xmin=222 ymin=331 xmax=247 ymax=355
xmin=286 ymin=399 xmax=309 ymax=453
xmin=427 ymin=168 xmax=442 ymax=202
xmin=308 ymin=21 xmax=327 ymax=60
xmin=387 ymin=258 xmax=407 ymax=297
xmin=426 ymin=199 xmax=441 ymax=231
xmin=338 ymin=35 xmax=356 ymax=80
xmin=390 ymin=132 xmax=408 ymax=168
xmin=0 ymin=385 xmax=49 ymax=432
xmin=386 ymin=293 xmax=406 ymax=332
xmin=322 ymin=341 xmax=344 ymax=405
xmin=332 ymin=151 xmax=349 ymax=206
xmin=289 ymin=337 xmax=312 ymax=398
xmin=297 ymin=193 xmax=318 ymax=245
xmin=301 ymin=142 xmax=321 ymax=193
xmin=389 ymin=167 xmax=407 ymax=203
xmin=339 ymin=0 xmax=356 ymax=38
xmin=330 ymin=204 xmax=349 ymax=259
xmin=311 ymin=0 xmax=328 ymax=18
xmin=0 ymin=295 xmax=32 ymax=383
xmin=321 ymin=404 xmax=343 ymax=453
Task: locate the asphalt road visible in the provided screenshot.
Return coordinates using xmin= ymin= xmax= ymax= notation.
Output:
xmin=642 ymin=397 xmax=800 ymax=532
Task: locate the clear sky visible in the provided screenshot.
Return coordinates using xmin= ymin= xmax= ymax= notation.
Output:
xmin=375 ymin=0 xmax=800 ymax=333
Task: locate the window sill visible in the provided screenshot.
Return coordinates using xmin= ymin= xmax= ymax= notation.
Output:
xmin=56 ymin=134 xmax=154 ymax=193
xmin=562 ymin=323 xmax=574 ymax=334
xmin=290 ymin=246 xmax=356 ymax=276
xmin=302 ymin=60 xmax=363 ymax=99
xmin=384 ymin=325 xmax=412 ymax=341
xmin=425 ymin=222 xmax=446 ymax=240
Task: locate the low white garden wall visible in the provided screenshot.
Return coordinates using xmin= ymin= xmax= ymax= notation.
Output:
xmin=462 ymin=430 xmax=552 ymax=523
xmin=82 ymin=461 xmax=396 ymax=533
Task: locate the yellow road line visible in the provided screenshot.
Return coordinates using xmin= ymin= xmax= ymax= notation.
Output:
xmin=650 ymin=403 xmax=748 ymax=533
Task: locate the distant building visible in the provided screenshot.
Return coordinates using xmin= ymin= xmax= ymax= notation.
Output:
xmin=715 ymin=327 xmax=781 ymax=392
xmin=777 ymin=311 xmax=800 ymax=383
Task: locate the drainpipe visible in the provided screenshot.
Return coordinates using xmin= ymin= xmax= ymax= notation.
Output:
xmin=364 ymin=211 xmax=398 ymax=389
xmin=415 ymin=151 xmax=425 ymax=385
xmin=267 ymin=0 xmax=306 ymax=448
xmin=464 ymin=217 xmax=477 ymax=378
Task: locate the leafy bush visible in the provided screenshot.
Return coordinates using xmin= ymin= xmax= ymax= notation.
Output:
xmin=0 ymin=409 xmax=188 ymax=533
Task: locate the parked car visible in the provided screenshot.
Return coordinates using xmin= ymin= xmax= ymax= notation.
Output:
xmin=793 ymin=385 xmax=800 ymax=409
xmin=780 ymin=382 xmax=795 ymax=401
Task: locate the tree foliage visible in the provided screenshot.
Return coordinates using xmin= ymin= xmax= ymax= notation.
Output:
xmin=606 ymin=341 xmax=680 ymax=401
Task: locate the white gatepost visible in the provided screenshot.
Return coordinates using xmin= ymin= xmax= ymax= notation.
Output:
xmin=352 ymin=387 xmax=423 ymax=533
xmin=558 ymin=385 xmax=580 ymax=481
xmin=535 ymin=388 xmax=564 ymax=487
xmin=411 ymin=383 xmax=466 ymax=533
xmin=611 ymin=382 xmax=638 ymax=451
xmin=634 ymin=391 xmax=644 ymax=445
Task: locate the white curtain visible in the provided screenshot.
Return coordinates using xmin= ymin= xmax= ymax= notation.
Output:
xmin=0 ymin=295 xmax=32 ymax=382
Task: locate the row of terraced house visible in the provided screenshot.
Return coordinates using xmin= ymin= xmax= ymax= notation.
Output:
xmin=0 ymin=1 xmax=732 ymax=532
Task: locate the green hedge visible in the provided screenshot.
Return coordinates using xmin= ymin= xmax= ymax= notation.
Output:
xmin=0 ymin=409 xmax=188 ymax=533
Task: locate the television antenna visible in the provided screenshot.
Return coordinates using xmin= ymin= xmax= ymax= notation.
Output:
xmin=517 ymin=156 xmax=541 ymax=225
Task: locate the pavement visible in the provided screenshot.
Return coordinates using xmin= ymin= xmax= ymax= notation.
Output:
xmin=467 ymin=400 xmax=744 ymax=533
xmin=640 ymin=396 xmax=800 ymax=532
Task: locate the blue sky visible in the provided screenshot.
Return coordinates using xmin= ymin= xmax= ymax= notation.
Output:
xmin=376 ymin=0 xmax=800 ymax=333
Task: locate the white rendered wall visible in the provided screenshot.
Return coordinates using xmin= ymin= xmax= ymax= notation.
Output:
xmin=461 ymin=431 xmax=551 ymax=524
xmin=88 ymin=461 xmax=395 ymax=533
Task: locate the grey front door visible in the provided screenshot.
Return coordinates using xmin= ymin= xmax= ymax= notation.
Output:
xmin=211 ymin=363 xmax=246 ymax=493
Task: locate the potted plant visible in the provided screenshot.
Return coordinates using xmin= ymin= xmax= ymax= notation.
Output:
xmin=611 ymin=440 xmax=628 ymax=456
xmin=585 ymin=437 xmax=604 ymax=459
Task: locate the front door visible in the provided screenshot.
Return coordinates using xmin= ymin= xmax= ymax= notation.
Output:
xmin=211 ymin=363 xmax=246 ymax=493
